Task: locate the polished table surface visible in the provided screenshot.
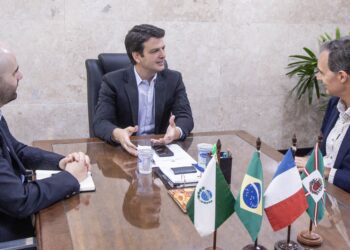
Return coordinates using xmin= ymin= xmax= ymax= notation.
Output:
xmin=33 ymin=131 xmax=350 ymax=250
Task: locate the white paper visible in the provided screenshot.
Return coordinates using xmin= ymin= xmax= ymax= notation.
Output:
xmin=35 ymin=170 xmax=95 ymax=192
xmin=152 ymin=144 xmax=201 ymax=184
xmin=152 ymin=144 xmax=197 ymax=168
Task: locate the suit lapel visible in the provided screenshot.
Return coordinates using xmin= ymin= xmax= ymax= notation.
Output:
xmin=124 ymin=67 xmax=138 ymax=125
xmin=0 ymin=122 xmax=26 ymax=175
xmin=334 ymin=124 xmax=350 ymax=170
xmin=154 ymin=72 xmax=166 ymax=133
xmin=324 ymin=111 xmax=339 ymax=141
xmin=0 ymin=135 xmax=12 ymax=164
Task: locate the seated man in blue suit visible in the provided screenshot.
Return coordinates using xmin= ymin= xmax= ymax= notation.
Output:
xmin=0 ymin=46 xmax=91 ymax=242
xmin=93 ymin=24 xmax=194 ymax=156
xmin=296 ymin=37 xmax=350 ymax=193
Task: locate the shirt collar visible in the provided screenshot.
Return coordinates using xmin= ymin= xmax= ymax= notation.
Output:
xmin=0 ymin=110 xmax=2 ymax=121
xmin=133 ymin=66 xmax=157 ymax=86
xmin=337 ymin=99 xmax=350 ymax=121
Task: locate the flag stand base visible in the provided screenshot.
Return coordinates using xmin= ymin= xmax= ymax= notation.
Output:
xmin=242 ymin=243 xmax=267 ymax=250
xmin=274 ymin=240 xmax=301 ymax=250
xmin=205 ymin=247 xmax=223 ymax=250
xmin=297 ymin=230 xmax=323 ymax=246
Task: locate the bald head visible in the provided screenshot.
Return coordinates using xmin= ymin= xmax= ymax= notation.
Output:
xmin=0 ymin=46 xmax=22 ymax=106
xmin=0 ymin=47 xmax=15 ymax=76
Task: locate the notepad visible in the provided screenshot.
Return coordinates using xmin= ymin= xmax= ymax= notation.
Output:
xmin=35 ymin=170 xmax=96 ymax=192
xmin=168 ymin=188 xmax=194 ymax=213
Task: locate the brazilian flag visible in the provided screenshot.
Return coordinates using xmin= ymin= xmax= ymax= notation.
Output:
xmin=234 ymin=151 xmax=264 ymax=241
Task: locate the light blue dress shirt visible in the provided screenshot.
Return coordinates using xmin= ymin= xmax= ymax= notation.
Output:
xmin=134 ymin=67 xmax=156 ymax=135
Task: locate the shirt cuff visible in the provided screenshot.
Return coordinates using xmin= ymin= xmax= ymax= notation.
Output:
xmin=110 ymin=135 xmax=120 ymax=145
xmin=176 ymin=126 xmax=183 ymax=140
xmin=328 ymin=168 xmax=337 ymax=184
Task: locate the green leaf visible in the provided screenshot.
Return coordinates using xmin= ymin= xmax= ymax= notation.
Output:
xmin=335 ymin=27 xmax=341 ymax=39
xmin=314 ymin=78 xmax=320 ymax=98
xmin=303 ymin=47 xmax=316 ymax=58
xmin=324 ymin=32 xmax=332 ymax=41
xmin=289 ymin=55 xmax=315 ymax=61
xmin=319 ymin=35 xmax=327 ymax=42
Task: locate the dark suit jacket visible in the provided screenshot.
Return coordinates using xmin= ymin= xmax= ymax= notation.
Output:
xmin=93 ymin=66 xmax=194 ymax=144
xmin=0 ymin=117 xmax=80 ymax=242
xmin=320 ymin=97 xmax=350 ymax=193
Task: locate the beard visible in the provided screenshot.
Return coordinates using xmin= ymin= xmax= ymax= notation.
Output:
xmin=0 ymin=88 xmax=17 ymax=106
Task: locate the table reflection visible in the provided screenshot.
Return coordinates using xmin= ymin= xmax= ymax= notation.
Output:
xmin=123 ymin=173 xmax=161 ymax=229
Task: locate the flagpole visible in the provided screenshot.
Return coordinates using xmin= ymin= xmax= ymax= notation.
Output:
xmin=287 ymin=135 xmax=296 ymax=245
xmin=309 ymin=219 xmax=313 ymax=233
xmin=287 ymin=225 xmax=291 ymax=245
xmin=242 ymin=137 xmax=267 ymax=250
xmin=297 ymin=134 xmax=324 ymax=247
xmin=274 ymin=135 xmax=301 ymax=250
xmin=206 ymin=139 xmax=223 ymax=250
xmin=213 ymin=230 xmax=217 ymax=249
xmin=216 ymin=139 xmax=221 ymax=159
xmin=308 ymin=132 xmax=320 ymax=235
xmin=214 ymin=139 xmax=220 ymax=250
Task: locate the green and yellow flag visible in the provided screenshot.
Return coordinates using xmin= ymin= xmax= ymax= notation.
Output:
xmin=234 ymin=151 xmax=264 ymax=241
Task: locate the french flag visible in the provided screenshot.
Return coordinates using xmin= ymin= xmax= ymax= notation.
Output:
xmin=264 ymin=148 xmax=308 ymax=231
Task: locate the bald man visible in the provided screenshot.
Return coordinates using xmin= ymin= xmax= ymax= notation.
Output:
xmin=0 ymin=47 xmax=91 ymax=242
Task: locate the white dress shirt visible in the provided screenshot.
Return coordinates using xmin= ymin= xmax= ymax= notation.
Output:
xmin=324 ymin=100 xmax=350 ymax=183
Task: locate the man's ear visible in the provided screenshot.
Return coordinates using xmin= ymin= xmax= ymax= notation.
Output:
xmin=132 ymin=52 xmax=141 ymax=64
xmin=338 ymin=70 xmax=349 ymax=84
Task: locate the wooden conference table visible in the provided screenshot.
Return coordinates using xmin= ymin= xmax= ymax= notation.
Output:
xmin=33 ymin=131 xmax=350 ymax=250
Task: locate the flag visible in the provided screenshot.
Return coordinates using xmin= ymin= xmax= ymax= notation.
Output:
xmin=235 ymin=151 xmax=264 ymax=241
xmin=187 ymin=155 xmax=235 ymax=237
xmin=301 ymin=143 xmax=325 ymax=226
xmin=264 ymin=148 xmax=307 ymax=231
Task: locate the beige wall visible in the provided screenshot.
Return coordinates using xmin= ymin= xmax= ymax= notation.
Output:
xmin=0 ymin=0 xmax=348 ymax=149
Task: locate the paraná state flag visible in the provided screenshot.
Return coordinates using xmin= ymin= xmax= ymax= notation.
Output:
xmin=187 ymin=155 xmax=235 ymax=237
xmin=235 ymin=151 xmax=264 ymax=241
xmin=301 ymin=143 xmax=325 ymax=226
xmin=264 ymin=148 xmax=308 ymax=231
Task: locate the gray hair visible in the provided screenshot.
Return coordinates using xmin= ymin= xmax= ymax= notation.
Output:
xmin=320 ymin=36 xmax=350 ymax=74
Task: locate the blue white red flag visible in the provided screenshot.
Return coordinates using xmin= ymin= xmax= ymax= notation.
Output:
xmin=264 ymin=148 xmax=308 ymax=231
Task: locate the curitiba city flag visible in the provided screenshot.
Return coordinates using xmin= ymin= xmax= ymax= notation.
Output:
xmin=235 ymin=151 xmax=264 ymax=241
xmin=187 ymin=155 xmax=235 ymax=237
xmin=301 ymin=143 xmax=325 ymax=226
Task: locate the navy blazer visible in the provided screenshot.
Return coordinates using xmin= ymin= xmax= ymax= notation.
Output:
xmin=0 ymin=117 xmax=80 ymax=242
xmin=320 ymin=97 xmax=350 ymax=193
xmin=93 ymin=66 xmax=194 ymax=144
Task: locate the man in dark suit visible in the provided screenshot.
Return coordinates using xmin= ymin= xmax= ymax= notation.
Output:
xmin=0 ymin=46 xmax=91 ymax=242
xmin=93 ymin=24 xmax=194 ymax=156
xmin=296 ymin=37 xmax=350 ymax=193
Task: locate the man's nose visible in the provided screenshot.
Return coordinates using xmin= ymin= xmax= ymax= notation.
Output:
xmin=17 ymin=71 xmax=23 ymax=80
xmin=160 ymin=49 xmax=166 ymax=58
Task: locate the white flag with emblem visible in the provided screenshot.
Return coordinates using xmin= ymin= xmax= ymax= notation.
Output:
xmin=187 ymin=155 xmax=235 ymax=236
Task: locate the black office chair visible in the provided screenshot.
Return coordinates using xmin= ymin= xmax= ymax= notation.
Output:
xmin=85 ymin=53 xmax=132 ymax=137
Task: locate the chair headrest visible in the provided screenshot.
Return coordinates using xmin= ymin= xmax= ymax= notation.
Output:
xmin=98 ymin=53 xmax=132 ymax=74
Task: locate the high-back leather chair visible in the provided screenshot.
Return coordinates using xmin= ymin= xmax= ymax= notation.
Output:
xmin=85 ymin=53 xmax=131 ymax=137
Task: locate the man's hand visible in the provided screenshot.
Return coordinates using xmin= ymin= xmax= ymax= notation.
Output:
xmin=59 ymin=152 xmax=91 ymax=171
xmin=324 ymin=167 xmax=331 ymax=180
xmin=151 ymin=115 xmax=180 ymax=145
xmin=65 ymin=154 xmax=90 ymax=183
xmin=112 ymin=126 xmax=138 ymax=156
xmin=295 ymin=156 xmax=309 ymax=172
